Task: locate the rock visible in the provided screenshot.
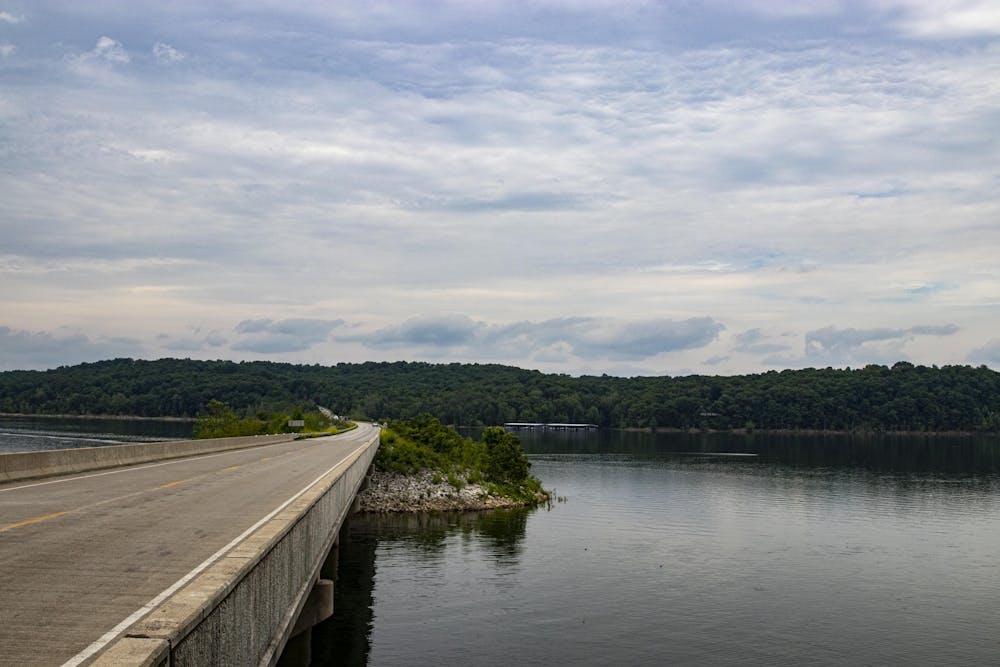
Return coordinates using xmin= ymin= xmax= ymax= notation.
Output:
xmin=359 ymin=470 xmax=533 ymax=513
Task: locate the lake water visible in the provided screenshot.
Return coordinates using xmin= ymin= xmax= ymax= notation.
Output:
xmin=316 ymin=430 xmax=1000 ymax=666
xmin=4 ymin=420 xmax=999 ymax=664
xmin=0 ymin=414 xmax=193 ymax=453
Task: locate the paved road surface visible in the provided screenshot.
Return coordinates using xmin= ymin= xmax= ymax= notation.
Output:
xmin=0 ymin=424 xmax=378 ymax=666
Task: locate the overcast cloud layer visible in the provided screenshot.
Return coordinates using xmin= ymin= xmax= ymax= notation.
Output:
xmin=1 ymin=1 xmax=998 ymax=375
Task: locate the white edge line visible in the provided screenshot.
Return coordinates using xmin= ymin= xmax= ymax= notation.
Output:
xmin=61 ymin=433 xmax=376 ymax=667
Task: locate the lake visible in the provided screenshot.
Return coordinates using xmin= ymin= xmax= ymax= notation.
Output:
xmin=3 ymin=420 xmax=998 ymax=664
xmin=316 ymin=429 xmax=1000 ymax=665
xmin=0 ymin=414 xmax=193 ymax=453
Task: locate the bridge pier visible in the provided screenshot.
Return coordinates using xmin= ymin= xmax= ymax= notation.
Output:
xmin=291 ymin=578 xmax=335 ymax=637
xmin=278 ymin=497 xmax=356 ymax=664
xmin=279 ymin=578 xmax=333 ymax=666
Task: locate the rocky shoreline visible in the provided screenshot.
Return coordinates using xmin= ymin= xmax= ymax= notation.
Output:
xmin=359 ymin=470 xmax=545 ymax=513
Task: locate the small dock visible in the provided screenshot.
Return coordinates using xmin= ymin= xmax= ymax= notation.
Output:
xmin=504 ymin=422 xmax=599 ymax=431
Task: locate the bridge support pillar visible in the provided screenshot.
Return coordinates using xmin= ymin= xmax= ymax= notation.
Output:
xmin=277 ymin=627 xmax=311 ymax=667
xmin=291 ymin=578 xmax=334 ymax=638
xmin=280 ymin=576 xmax=333 ymax=666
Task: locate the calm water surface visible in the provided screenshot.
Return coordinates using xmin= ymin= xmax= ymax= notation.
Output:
xmin=0 ymin=415 xmax=192 ymax=453
xmin=317 ymin=430 xmax=1000 ymax=666
xmin=4 ymin=420 xmax=997 ymax=664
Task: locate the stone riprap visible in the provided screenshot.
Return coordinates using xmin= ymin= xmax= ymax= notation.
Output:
xmin=359 ymin=470 xmax=536 ymax=512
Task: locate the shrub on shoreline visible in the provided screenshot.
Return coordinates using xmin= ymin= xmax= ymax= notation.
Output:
xmin=375 ymin=416 xmax=547 ymax=504
xmin=193 ymin=399 xmax=350 ymax=438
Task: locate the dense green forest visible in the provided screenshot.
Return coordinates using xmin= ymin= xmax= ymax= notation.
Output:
xmin=1 ymin=358 xmax=999 ymax=432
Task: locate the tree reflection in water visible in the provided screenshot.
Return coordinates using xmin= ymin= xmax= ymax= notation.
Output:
xmin=311 ymin=508 xmax=532 ymax=665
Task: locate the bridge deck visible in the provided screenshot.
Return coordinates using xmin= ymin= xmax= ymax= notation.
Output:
xmin=0 ymin=424 xmax=378 ymax=666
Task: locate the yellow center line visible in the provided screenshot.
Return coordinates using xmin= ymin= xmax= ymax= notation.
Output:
xmin=0 ymin=511 xmax=67 ymax=534
xmin=0 ymin=434 xmax=355 ymax=536
xmin=1 ymin=476 xmax=200 ymax=535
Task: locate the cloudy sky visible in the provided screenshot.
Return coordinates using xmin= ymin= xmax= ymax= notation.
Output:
xmin=1 ymin=1 xmax=998 ymax=375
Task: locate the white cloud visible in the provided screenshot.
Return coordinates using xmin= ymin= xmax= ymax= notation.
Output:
xmin=805 ymin=325 xmax=960 ymax=357
xmin=889 ymin=0 xmax=1000 ymax=38
xmin=761 ymin=324 xmax=963 ymax=368
xmin=233 ymin=318 xmax=346 ymax=354
xmin=732 ymin=329 xmax=791 ymax=355
xmin=359 ymin=315 xmax=480 ymax=348
xmin=125 ymin=148 xmax=183 ymax=163
xmin=159 ymin=327 xmax=226 ymax=352
xmin=0 ymin=42 xmax=14 ymax=58
xmin=730 ymin=0 xmax=845 ymax=18
xmin=153 ymin=42 xmax=184 ymax=64
xmin=346 ymin=315 xmax=724 ymax=362
xmin=83 ymin=36 xmax=130 ymax=64
xmin=0 ymin=11 xmax=21 ymax=24
xmin=0 ymin=3 xmax=997 ymax=374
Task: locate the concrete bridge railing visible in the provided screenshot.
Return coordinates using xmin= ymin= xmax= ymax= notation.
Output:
xmin=0 ymin=434 xmax=299 ymax=484
xmin=91 ymin=432 xmax=379 ymax=666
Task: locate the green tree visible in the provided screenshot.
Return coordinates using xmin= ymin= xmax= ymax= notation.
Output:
xmin=193 ymin=399 xmax=244 ymax=438
xmin=482 ymin=426 xmax=530 ymax=484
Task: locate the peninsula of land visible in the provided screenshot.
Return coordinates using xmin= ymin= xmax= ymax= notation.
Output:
xmin=360 ymin=416 xmax=549 ymax=513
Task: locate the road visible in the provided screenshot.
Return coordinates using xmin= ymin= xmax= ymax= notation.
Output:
xmin=0 ymin=424 xmax=378 ymax=666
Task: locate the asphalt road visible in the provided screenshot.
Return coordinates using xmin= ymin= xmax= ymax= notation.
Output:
xmin=0 ymin=424 xmax=378 ymax=666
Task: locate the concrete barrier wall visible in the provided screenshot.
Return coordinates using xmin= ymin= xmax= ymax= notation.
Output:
xmin=0 ymin=434 xmax=298 ymax=484
xmin=93 ymin=433 xmax=379 ymax=666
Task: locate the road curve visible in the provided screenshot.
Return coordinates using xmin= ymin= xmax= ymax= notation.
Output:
xmin=0 ymin=424 xmax=378 ymax=666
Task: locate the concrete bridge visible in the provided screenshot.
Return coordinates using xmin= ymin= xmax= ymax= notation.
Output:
xmin=0 ymin=424 xmax=380 ymax=666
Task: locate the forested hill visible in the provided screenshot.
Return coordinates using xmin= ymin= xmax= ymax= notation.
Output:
xmin=1 ymin=358 xmax=999 ymax=432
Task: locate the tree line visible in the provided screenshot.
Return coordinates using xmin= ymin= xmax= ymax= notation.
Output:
xmin=1 ymin=357 xmax=999 ymax=432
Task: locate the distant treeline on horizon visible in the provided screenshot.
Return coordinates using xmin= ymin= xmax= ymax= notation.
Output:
xmin=1 ymin=358 xmax=999 ymax=433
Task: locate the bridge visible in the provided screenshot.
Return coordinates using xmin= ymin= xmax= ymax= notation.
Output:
xmin=0 ymin=424 xmax=380 ymax=666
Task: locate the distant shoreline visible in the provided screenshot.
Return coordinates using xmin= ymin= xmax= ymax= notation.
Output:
xmin=0 ymin=414 xmax=985 ymax=436
xmin=627 ymin=426 xmax=981 ymax=437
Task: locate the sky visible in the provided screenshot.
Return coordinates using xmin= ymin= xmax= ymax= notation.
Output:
xmin=1 ymin=1 xmax=999 ymax=376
